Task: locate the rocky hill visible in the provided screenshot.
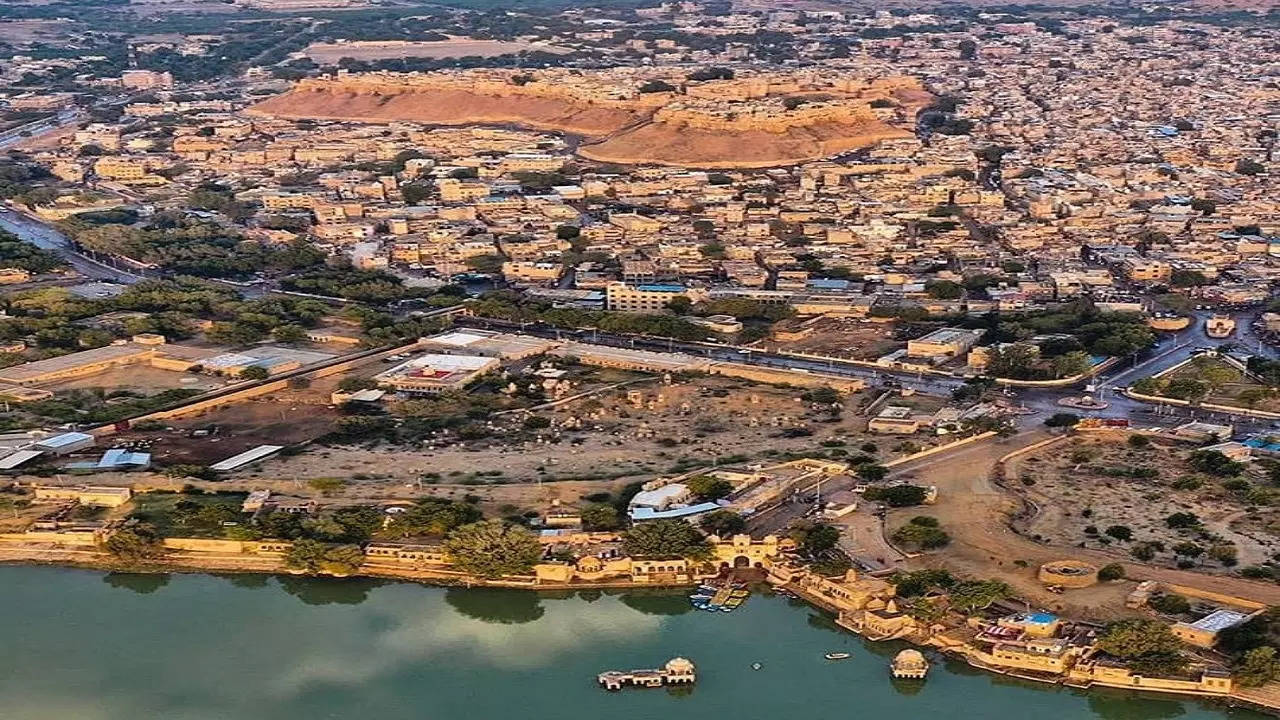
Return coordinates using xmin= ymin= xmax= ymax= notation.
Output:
xmin=248 ymin=70 xmax=929 ymax=169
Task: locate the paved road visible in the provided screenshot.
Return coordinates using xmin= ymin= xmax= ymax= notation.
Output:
xmin=0 ymin=207 xmax=144 ymax=284
xmin=0 ymin=110 xmax=84 ymax=150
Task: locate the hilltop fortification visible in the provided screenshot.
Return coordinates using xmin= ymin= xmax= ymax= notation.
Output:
xmin=248 ymin=69 xmax=930 ymax=168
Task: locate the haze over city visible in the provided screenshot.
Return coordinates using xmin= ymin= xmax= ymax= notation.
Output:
xmin=0 ymin=0 xmax=1278 ymax=717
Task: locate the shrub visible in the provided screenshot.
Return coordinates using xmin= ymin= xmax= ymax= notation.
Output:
xmin=1098 ymin=563 xmax=1125 ymax=581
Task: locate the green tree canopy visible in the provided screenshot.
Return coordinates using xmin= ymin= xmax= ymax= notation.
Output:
xmin=622 ymin=519 xmax=711 ymax=560
xmin=445 ymin=520 xmax=543 ymax=578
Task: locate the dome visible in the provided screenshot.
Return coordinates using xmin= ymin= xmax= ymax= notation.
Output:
xmin=665 ymin=657 xmax=695 ymax=673
xmin=894 ymin=649 xmax=926 ymax=666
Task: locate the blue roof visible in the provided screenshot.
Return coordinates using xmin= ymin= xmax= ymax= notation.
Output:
xmin=634 ymin=284 xmax=686 ymax=293
xmin=38 ymin=432 xmax=94 ymax=448
xmin=1025 ymin=612 xmax=1059 ymax=624
xmin=97 ymin=449 xmax=151 ymax=468
xmin=808 ymin=278 xmax=850 ymax=290
xmin=629 ymin=502 xmax=721 ymax=521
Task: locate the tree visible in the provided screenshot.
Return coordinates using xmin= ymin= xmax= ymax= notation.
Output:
xmin=1098 ymin=563 xmax=1125 ymax=581
xmin=1237 ymin=647 xmax=1280 ymax=687
xmin=666 ymin=296 xmax=693 ymax=314
xmin=622 ymin=519 xmax=711 ymax=559
xmin=1128 ymin=434 xmax=1151 ymax=449
xmin=1235 ymin=158 xmax=1265 ymax=176
xmin=947 ymin=579 xmax=1011 ymax=613
xmin=284 ymin=538 xmax=365 ymax=575
xmin=985 ymin=343 xmax=1040 ymax=379
xmin=1051 ymin=351 xmax=1091 ymax=379
xmin=239 ymin=365 xmax=270 ymax=380
xmin=1189 ymin=450 xmax=1244 ymax=477
xmin=892 ymin=517 xmax=950 ymax=549
xmin=1044 ymin=413 xmax=1080 ymax=428
xmin=925 ymin=280 xmax=963 ymax=299
xmin=1170 ymin=269 xmax=1209 ymax=288
xmin=387 ymin=497 xmax=482 ymax=538
xmin=465 ymin=254 xmax=505 ymax=274
xmin=1165 ymin=511 xmax=1201 ymax=529
xmin=686 ymin=475 xmax=733 ymax=501
xmin=104 ymin=525 xmax=164 ymax=563
xmin=1105 ymin=525 xmax=1133 ymax=541
xmin=699 ymin=509 xmax=746 ymax=537
xmin=580 ymin=504 xmax=621 ymax=531
xmin=864 ymin=484 xmax=927 ymax=507
xmin=1131 ymin=543 xmax=1157 ymax=561
xmin=272 ymin=324 xmax=308 ymax=344
xmin=1096 ymin=619 xmax=1185 ymax=669
xmin=958 ymin=38 xmax=978 ymax=60
xmin=857 ymin=464 xmax=889 ymax=482
xmin=789 ymin=520 xmax=840 ymax=556
xmin=445 ymin=520 xmax=542 ymax=578
xmin=1150 ymin=593 xmax=1191 ymax=614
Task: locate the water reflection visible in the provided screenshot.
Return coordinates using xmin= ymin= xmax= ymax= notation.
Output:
xmin=276 ymin=575 xmax=389 ymax=605
xmin=618 ymin=589 xmax=693 ymax=616
xmin=889 ymin=677 xmax=926 ymax=696
xmin=1087 ymin=690 xmax=1190 ymax=720
xmin=215 ymin=572 xmax=271 ymax=589
xmin=102 ymin=572 xmax=169 ymax=594
xmin=444 ymin=587 xmax=546 ymax=624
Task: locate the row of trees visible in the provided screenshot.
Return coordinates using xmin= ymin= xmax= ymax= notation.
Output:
xmin=469 ymin=291 xmax=710 ymax=341
xmin=0 ymin=230 xmax=64 ymax=274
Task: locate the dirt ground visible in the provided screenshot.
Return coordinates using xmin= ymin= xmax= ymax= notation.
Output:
xmin=1011 ymin=433 xmax=1279 ymax=568
xmin=763 ymin=316 xmax=898 ymax=360
xmin=883 ymin=429 xmax=1280 ymax=618
xmin=113 ymin=383 xmax=343 ymax=466
xmin=251 ymin=376 xmax=938 ymax=483
xmin=55 ymin=367 xmax=228 ymax=394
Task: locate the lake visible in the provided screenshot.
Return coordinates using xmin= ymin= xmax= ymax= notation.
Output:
xmin=0 ymin=565 xmax=1266 ymax=720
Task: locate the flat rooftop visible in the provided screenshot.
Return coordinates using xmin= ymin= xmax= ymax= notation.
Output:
xmin=551 ymin=342 xmax=710 ymax=373
xmin=0 ymin=344 xmax=153 ymax=383
xmin=914 ymin=327 xmax=982 ymax=344
xmin=376 ymin=353 xmax=496 ymax=381
xmin=423 ymin=331 xmax=556 ymax=358
xmin=1184 ymin=609 xmax=1249 ymax=633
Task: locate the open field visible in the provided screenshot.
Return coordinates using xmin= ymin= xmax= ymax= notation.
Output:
xmin=55 ymin=366 xmax=227 ymax=394
xmin=763 ymin=316 xmax=898 ymax=359
xmin=1143 ymin=355 xmax=1280 ymax=413
xmin=247 ymin=374 xmax=939 ymax=484
xmin=882 ymin=430 xmax=1280 ymax=619
xmin=303 ymin=38 xmax=571 ymax=63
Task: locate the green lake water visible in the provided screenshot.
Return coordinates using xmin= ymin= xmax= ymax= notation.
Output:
xmin=0 ymin=565 xmax=1269 ymax=720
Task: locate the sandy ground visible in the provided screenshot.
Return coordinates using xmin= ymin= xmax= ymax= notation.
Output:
xmin=249 ymin=88 xmax=644 ymax=138
xmin=578 ymin=118 xmax=913 ymax=170
xmin=1011 ymin=433 xmax=1280 ymax=568
xmin=886 ymin=430 xmax=1280 ymax=618
xmin=53 ymin=366 xmax=228 ymax=394
xmin=304 ymin=38 xmax=570 ymax=63
xmin=763 ymin=317 xmax=898 ymax=359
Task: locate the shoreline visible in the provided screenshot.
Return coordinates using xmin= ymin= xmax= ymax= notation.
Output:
xmin=3 ymin=548 xmax=1279 ymax=716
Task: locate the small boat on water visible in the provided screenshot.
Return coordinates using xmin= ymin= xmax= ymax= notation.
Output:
xmin=825 ymin=652 xmax=851 ymax=661
xmin=751 ymin=663 xmax=762 ymax=671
